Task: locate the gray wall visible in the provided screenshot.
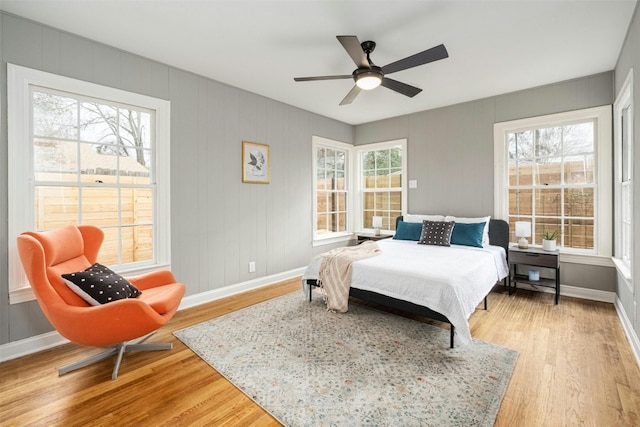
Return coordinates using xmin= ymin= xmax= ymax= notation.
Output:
xmin=614 ymin=3 xmax=640 ymax=341
xmin=0 ymin=12 xmax=353 ymax=345
xmin=0 ymin=9 xmax=628 ymax=347
xmin=355 ymin=73 xmax=616 ymax=293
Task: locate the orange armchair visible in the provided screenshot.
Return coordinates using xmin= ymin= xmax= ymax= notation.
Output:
xmin=17 ymin=225 xmax=185 ymax=380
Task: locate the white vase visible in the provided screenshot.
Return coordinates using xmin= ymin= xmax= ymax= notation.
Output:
xmin=542 ymin=239 xmax=556 ymax=251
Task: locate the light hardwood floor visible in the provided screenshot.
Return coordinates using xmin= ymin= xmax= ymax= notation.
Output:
xmin=1 ymin=278 xmax=639 ymax=426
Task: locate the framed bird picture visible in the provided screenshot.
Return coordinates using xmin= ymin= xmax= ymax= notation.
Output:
xmin=242 ymin=141 xmax=270 ymax=184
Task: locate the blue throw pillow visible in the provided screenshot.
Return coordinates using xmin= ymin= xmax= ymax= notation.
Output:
xmin=450 ymin=221 xmax=486 ymax=248
xmin=393 ymin=221 xmax=423 ymax=241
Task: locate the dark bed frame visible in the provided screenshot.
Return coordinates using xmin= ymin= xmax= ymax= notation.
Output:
xmin=305 ymin=217 xmax=510 ymax=348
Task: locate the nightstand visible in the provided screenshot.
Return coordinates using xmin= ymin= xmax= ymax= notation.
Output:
xmin=508 ymin=246 xmax=560 ymax=304
xmin=355 ymin=233 xmax=392 ymax=244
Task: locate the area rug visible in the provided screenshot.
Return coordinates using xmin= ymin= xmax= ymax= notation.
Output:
xmin=174 ymin=291 xmax=518 ymax=427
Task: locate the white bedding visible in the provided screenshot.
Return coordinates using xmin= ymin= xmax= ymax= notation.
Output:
xmin=302 ymin=239 xmax=509 ymax=346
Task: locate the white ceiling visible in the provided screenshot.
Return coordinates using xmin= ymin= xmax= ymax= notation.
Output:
xmin=1 ymin=0 xmax=636 ymax=125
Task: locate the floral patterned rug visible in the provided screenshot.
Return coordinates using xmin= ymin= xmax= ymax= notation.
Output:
xmin=174 ymin=291 xmax=518 ymax=427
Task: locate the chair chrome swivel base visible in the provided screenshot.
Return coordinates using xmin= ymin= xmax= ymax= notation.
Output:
xmin=58 ymin=332 xmax=172 ymax=380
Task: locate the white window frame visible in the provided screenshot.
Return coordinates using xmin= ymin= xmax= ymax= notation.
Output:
xmin=354 ymin=139 xmax=408 ymax=233
xmin=7 ymin=64 xmax=171 ymax=304
xmin=494 ymin=106 xmax=612 ymax=266
xmin=312 ymin=136 xmax=353 ymax=246
xmin=613 ymin=68 xmax=633 ymax=286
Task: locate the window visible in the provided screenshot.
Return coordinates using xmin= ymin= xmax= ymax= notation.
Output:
xmin=312 ymin=136 xmax=351 ymax=242
xmin=356 ymin=139 xmax=407 ymax=233
xmin=494 ymin=106 xmax=612 ymax=260
xmin=8 ymin=64 xmax=171 ymax=303
xmin=613 ymin=69 xmax=633 ymax=283
xmin=311 ymin=137 xmax=407 ymax=244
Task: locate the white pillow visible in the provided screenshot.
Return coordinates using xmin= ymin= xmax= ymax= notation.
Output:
xmin=404 ymin=214 xmax=445 ymax=223
xmin=445 ymin=215 xmax=491 ymax=246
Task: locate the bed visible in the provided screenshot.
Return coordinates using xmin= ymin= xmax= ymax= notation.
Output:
xmin=302 ymin=217 xmax=510 ymax=347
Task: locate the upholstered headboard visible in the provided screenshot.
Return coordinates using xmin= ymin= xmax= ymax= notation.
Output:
xmin=395 ymin=216 xmax=510 ymax=255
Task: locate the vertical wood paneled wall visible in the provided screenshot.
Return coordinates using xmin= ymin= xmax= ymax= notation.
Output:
xmin=0 ymin=12 xmax=353 ymax=345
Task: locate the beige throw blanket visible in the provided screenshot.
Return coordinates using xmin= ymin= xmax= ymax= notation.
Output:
xmin=318 ymin=241 xmax=382 ymax=312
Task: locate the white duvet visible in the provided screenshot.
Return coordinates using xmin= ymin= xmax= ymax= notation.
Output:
xmin=302 ymin=239 xmax=509 ymax=346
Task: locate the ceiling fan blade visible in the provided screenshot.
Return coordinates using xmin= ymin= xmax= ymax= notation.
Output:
xmin=381 ymin=78 xmax=422 ymax=98
xmin=381 ymin=44 xmax=448 ymax=75
xmin=337 ymin=35 xmax=368 ymax=68
xmin=294 ymin=75 xmax=353 ymax=82
xmin=339 ymin=85 xmax=362 ymax=105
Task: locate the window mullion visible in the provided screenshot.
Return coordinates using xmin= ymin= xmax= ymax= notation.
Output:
xmin=312 ymin=138 xmax=351 ymax=240
xmin=76 ymin=99 xmax=83 ymax=225
xmin=9 ymin=64 xmax=170 ymax=301
xmin=497 ymin=106 xmax=609 ymax=255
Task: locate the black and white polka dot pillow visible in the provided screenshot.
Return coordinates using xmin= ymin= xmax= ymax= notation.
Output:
xmin=62 ymin=263 xmax=140 ymax=306
xmin=418 ymin=220 xmax=455 ymax=247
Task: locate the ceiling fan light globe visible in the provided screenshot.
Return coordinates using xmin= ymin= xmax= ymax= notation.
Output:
xmin=356 ymin=74 xmax=382 ymax=90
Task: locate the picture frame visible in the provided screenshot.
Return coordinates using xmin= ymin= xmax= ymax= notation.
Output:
xmin=242 ymin=141 xmax=270 ymax=184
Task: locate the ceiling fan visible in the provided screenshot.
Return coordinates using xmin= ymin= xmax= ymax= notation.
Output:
xmin=294 ymin=35 xmax=448 ymax=105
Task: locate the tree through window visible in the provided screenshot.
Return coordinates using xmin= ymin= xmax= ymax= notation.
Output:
xmin=495 ymin=106 xmax=612 ymax=258
xmin=8 ymin=64 xmax=171 ymax=303
xmin=508 ymin=122 xmax=595 ymax=249
xmin=32 ymin=88 xmax=154 ymax=265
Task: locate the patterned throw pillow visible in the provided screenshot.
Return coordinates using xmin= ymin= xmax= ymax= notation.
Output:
xmin=418 ymin=220 xmax=455 ymax=246
xmin=62 ymin=263 xmax=141 ymax=306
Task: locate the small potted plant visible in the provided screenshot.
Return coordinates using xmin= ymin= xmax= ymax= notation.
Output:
xmin=542 ymin=228 xmax=559 ymax=251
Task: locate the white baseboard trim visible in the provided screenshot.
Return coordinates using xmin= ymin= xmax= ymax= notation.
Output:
xmin=0 ymin=268 xmax=306 ymax=363
xmin=614 ymin=296 xmax=640 ymax=369
xmin=0 ymin=331 xmax=70 ymax=363
xmin=178 ymin=267 xmax=306 ymax=310
xmin=513 ymin=282 xmax=616 ymax=303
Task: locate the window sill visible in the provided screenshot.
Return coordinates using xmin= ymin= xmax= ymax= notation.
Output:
xmin=312 ymin=233 xmax=353 ymax=248
xmin=113 ymin=262 xmax=172 ymax=278
xmin=9 ymin=262 xmax=172 ymax=305
xmin=9 ymin=286 xmax=36 ymax=304
xmin=559 ymin=252 xmax=614 ymax=267
xmin=611 ymin=257 xmax=632 ymax=282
